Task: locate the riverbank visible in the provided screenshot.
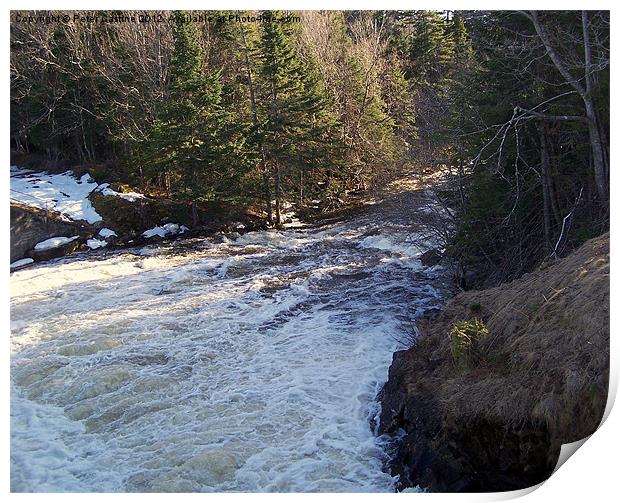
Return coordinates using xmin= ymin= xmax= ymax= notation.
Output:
xmin=378 ymin=233 xmax=609 ymax=491
xmin=9 ymin=166 xmax=269 ymax=268
xmin=10 ymin=165 xmax=449 ymax=272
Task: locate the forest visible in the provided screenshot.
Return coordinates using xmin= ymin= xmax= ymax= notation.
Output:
xmin=10 ymin=10 xmax=610 ymax=287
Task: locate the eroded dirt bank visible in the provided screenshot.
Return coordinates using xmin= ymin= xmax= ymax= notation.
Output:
xmin=379 ymin=233 xmax=609 ymax=492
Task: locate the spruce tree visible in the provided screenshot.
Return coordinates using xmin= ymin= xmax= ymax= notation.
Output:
xmin=257 ymin=11 xmax=340 ymax=223
xmin=139 ymin=11 xmax=245 ymax=202
xmin=408 ymin=11 xmax=454 ymax=85
xmin=449 ymin=12 xmax=473 ymax=67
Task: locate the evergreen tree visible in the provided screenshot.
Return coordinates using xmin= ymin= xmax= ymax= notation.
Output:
xmin=138 ymin=11 xmax=247 ymax=202
xmin=407 ymin=11 xmax=454 ymax=85
xmin=382 ymin=60 xmax=417 ymax=154
xmin=257 ymin=11 xmax=341 ymax=223
xmin=449 ymin=12 xmax=473 ymax=67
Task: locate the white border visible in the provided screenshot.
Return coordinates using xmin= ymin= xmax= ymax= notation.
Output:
xmin=3 ymin=2 xmax=617 ymax=502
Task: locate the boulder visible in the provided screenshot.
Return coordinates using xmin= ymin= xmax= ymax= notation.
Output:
xmin=420 ymin=248 xmax=443 ymax=267
xmin=11 ymin=203 xmax=93 ymax=262
xmin=29 ymin=237 xmax=83 ymax=262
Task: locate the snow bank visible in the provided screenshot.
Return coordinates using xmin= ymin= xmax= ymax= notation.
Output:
xmin=10 ymin=258 xmax=34 ymax=269
xmin=10 ymin=167 xmax=102 ymax=224
xmin=95 ymin=183 xmax=145 ymax=202
xmin=34 ymin=236 xmax=79 ymax=251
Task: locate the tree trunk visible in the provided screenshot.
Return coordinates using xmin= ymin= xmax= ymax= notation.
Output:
xmin=192 ymin=200 xmax=198 ymax=227
xmin=261 ymin=157 xmax=272 ymax=223
xmin=540 ymin=126 xmax=552 ymax=251
xmin=457 ymin=152 xmax=466 ymax=210
xmin=529 ymin=10 xmax=609 ymax=201
xmin=545 ymin=125 xmax=562 ymax=227
xmin=165 ymin=172 xmax=171 ymax=196
xmin=582 ymin=12 xmax=608 ymax=199
xmin=584 ymin=100 xmax=608 ymax=200
xmin=274 ymin=161 xmax=282 ymax=225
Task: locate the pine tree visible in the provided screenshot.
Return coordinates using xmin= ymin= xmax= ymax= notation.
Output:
xmin=449 ymin=12 xmax=473 ymax=67
xmin=138 ymin=11 xmax=246 ymax=202
xmin=257 ymin=11 xmax=341 ymax=224
xmin=382 ymin=60 xmax=417 ymax=153
xmin=408 ymin=11 xmax=454 ymax=85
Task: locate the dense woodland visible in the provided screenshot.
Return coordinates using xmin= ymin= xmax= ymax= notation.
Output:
xmin=10 ymin=10 xmax=609 ymax=287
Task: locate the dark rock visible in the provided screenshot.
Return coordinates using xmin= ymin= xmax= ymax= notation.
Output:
xmin=421 ymin=307 xmax=442 ymax=320
xmin=29 ymin=238 xmax=83 ymax=262
xmin=103 ymin=235 xmax=120 ymax=246
xmin=420 ymin=249 xmax=443 ymax=267
xmin=378 ymin=349 xmax=558 ymax=492
xmin=211 ymin=234 xmax=227 ymax=244
xmin=11 ymin=203 xmax=96 ymax=263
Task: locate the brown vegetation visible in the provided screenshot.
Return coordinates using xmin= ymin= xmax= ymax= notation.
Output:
xmin=379 ymin=232 xmax=609 ymax=491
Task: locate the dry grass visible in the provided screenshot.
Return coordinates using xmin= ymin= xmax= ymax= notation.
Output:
xmin=402 ymin=233 xmax=609 ymax=445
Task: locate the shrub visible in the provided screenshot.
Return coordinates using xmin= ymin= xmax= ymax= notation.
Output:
xmin=449 ymin=319 xmax=489 ymax=371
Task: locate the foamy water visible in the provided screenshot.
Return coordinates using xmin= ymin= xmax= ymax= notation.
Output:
xmin=10 ymin=202 xmax=447 ymax=492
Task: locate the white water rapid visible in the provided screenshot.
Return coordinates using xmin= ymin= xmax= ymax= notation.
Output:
xmin=11 ymin=193 xmax=448 ymax=492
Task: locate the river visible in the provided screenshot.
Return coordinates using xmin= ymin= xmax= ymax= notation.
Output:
xmin=10 ymin=186 xmax=449 ymax=492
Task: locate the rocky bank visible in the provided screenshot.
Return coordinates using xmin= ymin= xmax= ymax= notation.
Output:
xmin=10 ymin=203 xmax=97 ymax=263
xmin=379 ymin=233 xmax=610 ymax=492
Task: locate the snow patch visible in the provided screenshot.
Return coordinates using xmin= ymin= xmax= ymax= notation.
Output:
xmin=95 ymin=183 xmax=145 ymax=202
xmin=142 ymin=223 xmax=181 ymax=239
xmin=33 ymin=236 xmax=79 ymax=251
xmin=98 ymin=228 xmax=117 ymax=239
xmin=86 ymin=239 xmax=108 ymax=250
xmin=10 ymin=167 xmax=102 ymax=224
xmin=10 ymin=258 xmax=34 ymax=269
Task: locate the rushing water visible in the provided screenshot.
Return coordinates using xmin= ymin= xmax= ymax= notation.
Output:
xmin=10 ymin=190 xmax=448 ymax=492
